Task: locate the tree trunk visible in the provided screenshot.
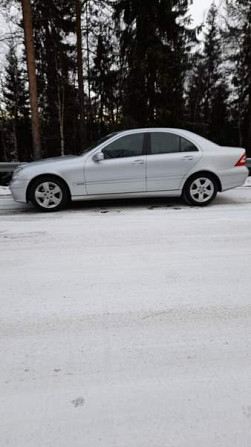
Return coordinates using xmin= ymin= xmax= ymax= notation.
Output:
xmin=57 ymin=84 xmax=65 ymax=156
xmin=21 ymin=0 xmax=41 ymax=160
xmin=0 ymin=78 xmax=7 ymax=161
xmin=247 ymin=41 xmax=251 ymax=155
xmin=247 ymin=94 xmax=251 ymax=156
xmin=246 ymin=12 xmax=251 ymax=155
xmin=86 ymin=0 xmax=93 ymax=142
xmin=11 ymin=119 xmax=18 ymax=161
xmin=0 ymin=110 xmax=7 ymax=162
xmin=76 ymin=0 xmax=85 ymax=150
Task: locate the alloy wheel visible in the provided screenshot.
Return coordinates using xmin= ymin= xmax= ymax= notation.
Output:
xmin=190 ymin=177 xmax=215 ymax=203
xmin=34 ymin=181 xmax=63 ymax=209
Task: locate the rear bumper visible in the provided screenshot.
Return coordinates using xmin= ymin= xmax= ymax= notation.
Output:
xmin=218 ymin=167 xmax=249 ymax=191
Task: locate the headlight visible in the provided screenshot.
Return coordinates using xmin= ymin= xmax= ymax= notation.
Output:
xmin=12 ymin=165 xmax=24 ymax=181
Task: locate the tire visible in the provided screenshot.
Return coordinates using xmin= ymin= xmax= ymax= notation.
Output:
xmin=182 ymin=174 xmax=218 ymax=206
xmin=29 ymin=176 xmax=70 ymax=212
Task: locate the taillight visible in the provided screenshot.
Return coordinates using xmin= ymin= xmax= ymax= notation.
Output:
xmin=235 ymin=153 xmax=246 ymax=167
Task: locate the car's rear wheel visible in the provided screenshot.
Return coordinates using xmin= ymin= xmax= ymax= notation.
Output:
xmin=183 ymin=174 xmax=218 ymax=206
xmin=29 ymin=176 xmax=70 ymax=212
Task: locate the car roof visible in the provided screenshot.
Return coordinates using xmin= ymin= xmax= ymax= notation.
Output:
xmin=114 ymin=128 xmax=218 ymax=150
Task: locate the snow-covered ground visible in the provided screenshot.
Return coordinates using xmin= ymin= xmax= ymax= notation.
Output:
xmin=0 ymin=185 xmax=11 ymax=195
xmin=1 ymin=186 xmax=251 ymax=447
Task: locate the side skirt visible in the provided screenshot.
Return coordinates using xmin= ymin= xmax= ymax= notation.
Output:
xmin=71 ymin=190 xmax=182 ymax=202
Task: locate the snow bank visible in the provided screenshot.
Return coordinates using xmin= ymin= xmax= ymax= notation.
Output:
xmin=0 ymin=186 xmax=11 ymax=195
xmin=245 ymin=176 xmax=251 ymax=186
xmin=1 ymin=182 xmax=251 ymax=447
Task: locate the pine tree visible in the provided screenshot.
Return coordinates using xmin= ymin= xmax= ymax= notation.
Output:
xmin=91 ymin=31 xmax=119 ymax=135
xmin=31 ymin=0 xmax=77 ymax=156
xmin=186 ymin=3 xmax=230 ymax=143
xmin=186 ymin=53 xmax=206 ymax=131
xmin=76 ymin=0 xmax=86 ymax=150
xmin=223 ymin=0 xmax=251 ymax=154
xmin=202 ymin=3 xmax=221 ymax=125
xmin=80 ymin=0 xmax=120 ymax=142
xmin=113 ymin=0 xmax=191 ymax=127
xmin=3 ymin=42 xmax=31 ymax=161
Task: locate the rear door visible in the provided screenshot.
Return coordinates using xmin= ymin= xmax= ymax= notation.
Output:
xmin=146 ymin=131 xmax=202 ymax=191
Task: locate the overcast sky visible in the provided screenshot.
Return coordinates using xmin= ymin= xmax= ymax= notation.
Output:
xmin=189 ymin=0 xmax=222 ymax=25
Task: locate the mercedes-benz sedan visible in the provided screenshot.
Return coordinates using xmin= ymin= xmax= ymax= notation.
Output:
xmin=10 ymin=128 xmax=248 ymax=211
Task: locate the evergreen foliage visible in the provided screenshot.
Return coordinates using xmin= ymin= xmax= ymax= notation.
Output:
xmin=0 ymin=0 xmax=251 ymax=160
xmin=224 ymin=0 xmax=251 ymax=154
xmin=31 ymin=0 xmax=77 ymax=157
xmin=91 ymin=32 xmax=120 ymax=135
xmin=186 ymin=3 xmax=230 ymax=144
xmin=114 ymin=0 xmax=191 ymax=127
xmin=3 ymin=42 xmax=31 ymax=160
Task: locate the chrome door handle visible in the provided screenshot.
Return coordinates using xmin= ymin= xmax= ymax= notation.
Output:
xmin=132 ymin=160 xmax=144 ymax=165
xmin=182 ymin=156 xmax=194 ymax=160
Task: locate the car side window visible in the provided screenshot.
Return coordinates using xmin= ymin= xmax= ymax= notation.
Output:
xmin=151 ymin=132 xmax=180 ymax=154
xmin=102 ymin=133 xmax=144 ymax=159
xmin=180 ymin=137 xmax=198 ymax=152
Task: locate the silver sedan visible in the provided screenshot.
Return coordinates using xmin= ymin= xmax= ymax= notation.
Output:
xmin=10 ymin=128 xmax=248 ymax=211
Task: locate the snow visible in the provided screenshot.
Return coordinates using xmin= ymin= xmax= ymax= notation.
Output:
xmin=245 ymin=175 xmax=251 ymax=186
xmin=1 ymin=187 xmax=251 ymax=447
xmin=0 ymin=185 xmax=11 ymax=195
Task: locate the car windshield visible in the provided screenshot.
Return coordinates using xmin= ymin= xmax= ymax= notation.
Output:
xmin=80 ymin=133 xmax=119 ymax=155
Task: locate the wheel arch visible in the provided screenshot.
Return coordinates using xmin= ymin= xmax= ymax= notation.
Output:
xmin=26 ymin=173 xmax=71 ymax=203
xmin=182 ymin=170 xmax=222 ymax=193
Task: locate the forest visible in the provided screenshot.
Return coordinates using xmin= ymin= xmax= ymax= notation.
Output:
xmin=0 ymin=0 xmax=251 ymax=162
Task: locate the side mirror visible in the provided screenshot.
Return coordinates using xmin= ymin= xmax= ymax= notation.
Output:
xmin=92 ymin=152 xmax=104 ymax=162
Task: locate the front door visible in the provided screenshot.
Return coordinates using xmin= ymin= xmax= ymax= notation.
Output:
xmin=85 ymin=132 xmax=147 ymax=195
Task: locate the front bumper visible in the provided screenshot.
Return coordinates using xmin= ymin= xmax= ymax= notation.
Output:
xmin=9 ymin=179 xmax=29 ymax=203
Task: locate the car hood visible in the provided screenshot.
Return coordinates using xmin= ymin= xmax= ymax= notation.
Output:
xmin=20 ymin=155 xmax=79 ymax=171
xmin=26 ymin=155 xmax=77 ymax=166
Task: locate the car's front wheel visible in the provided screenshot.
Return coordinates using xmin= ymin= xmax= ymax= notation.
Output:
xmin=29 ymin=176 xmax=70 ymax=212
xmin=183 ymin=174 xmax=218 ymax=206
